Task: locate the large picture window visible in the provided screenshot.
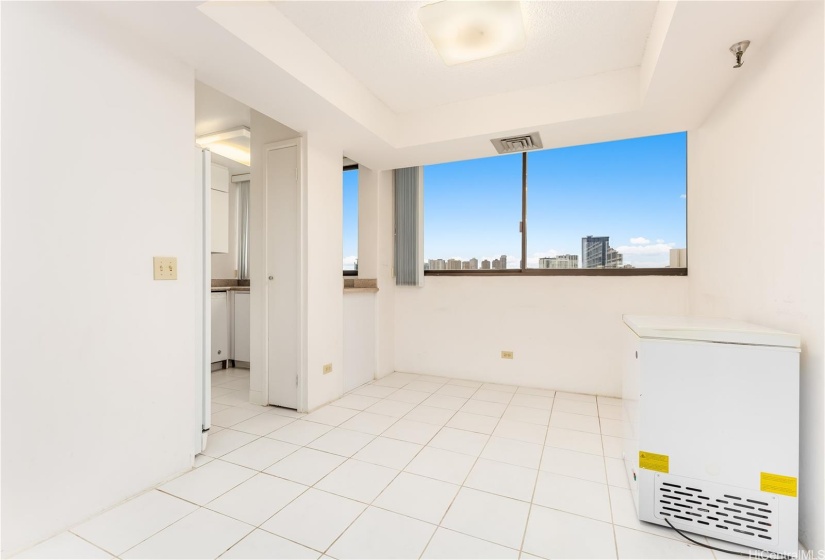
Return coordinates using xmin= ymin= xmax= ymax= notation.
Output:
xmin=423 ymin=132 xmax=687 ymax=274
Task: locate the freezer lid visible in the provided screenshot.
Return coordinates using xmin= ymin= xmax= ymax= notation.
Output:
xmin=622 ymin=315 xmax=801 ymax=348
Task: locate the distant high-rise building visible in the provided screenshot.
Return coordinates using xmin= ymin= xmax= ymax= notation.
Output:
xmin=468 ymin=258 xmax=478 ymax=270
xmin=435 ymin=259 xmax=446 ymax=270
xmin=669 ymin=248 xmax=687 ymax=268
xmin=582 ymin=236 xmax=609 ymax=268
xmin=447 ymin=258 xmax=462 ymax=270
xmin=492 ymin=258 xmax=501 ymax=269
xmin=500 ymin=255 xmax=507 ymax=270
xmin=461 ymin=261 xmax=470 ymax=270
xmin=481 ymin=259 xmax=491 ymax=270
xmin=539 ymin=254 xmax=579 ymax=269
xmin=606 ymin=247 xmax=623 ymax=268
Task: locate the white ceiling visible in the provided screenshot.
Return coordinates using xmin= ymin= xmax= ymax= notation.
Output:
xmin=94 ymin=1 xmax=797 ymax=171
xmin=275 ymin=1 xmax=659 ymax=113
xmin=195 ymin=81 xmax=250 ymax=137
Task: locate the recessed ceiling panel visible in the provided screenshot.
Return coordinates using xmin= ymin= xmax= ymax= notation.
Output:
xmin=274 ymin=0 xmax=659 ymax=113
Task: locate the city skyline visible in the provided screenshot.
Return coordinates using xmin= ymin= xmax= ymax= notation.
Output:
xmin=427 ymin=254 xmax=508 ymax=271
xmin=425 ymin=235 xmax=653 ymax=270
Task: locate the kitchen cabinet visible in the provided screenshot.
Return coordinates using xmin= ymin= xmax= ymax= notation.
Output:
xmin=210 ymin=163 xmax=229 ymax=254
xmin=233 ymin=292 xmax=250 ymax=363
xmin=211 ymin=292 xmax=228 ymax=363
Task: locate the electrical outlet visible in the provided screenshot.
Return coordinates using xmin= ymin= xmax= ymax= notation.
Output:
xmin=323 ymin=363 xmax=333 ymax=374
xmin=153 ymin=257 xmax=177 ymax=280
xmin=501 ymin=350 xmax=514 ymax=360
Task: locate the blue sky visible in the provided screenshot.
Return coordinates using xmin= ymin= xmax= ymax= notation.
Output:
xmin=422 ymin=132 xmax=687 ymax=268
xmin=342 ymin=132 xmax=687 ymax=269
xmin=343 ymin=169 xmax=359 ymax=269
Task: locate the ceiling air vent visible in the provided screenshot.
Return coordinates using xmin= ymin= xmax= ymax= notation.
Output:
xmin=491 ymin=132 xmax=543 ymax=154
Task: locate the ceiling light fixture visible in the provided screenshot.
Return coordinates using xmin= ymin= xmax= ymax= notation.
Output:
xmin=418 ymin=1 xmax=526 ymax=66
xmin=196 ymin=126 xmax=251 ymax=166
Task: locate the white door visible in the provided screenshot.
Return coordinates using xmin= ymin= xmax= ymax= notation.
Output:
xmin=266 ymin=145 xmax=299 ymax=409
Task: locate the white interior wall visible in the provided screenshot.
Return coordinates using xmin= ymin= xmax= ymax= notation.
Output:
xmin=394 ymin=276 xmax=689 ymax=395
xmin=305 ymin=132 xmax=346 ymax=410
xmin=211 ymin=178 xmax=237 ymax=279
xmin=248 ymin=110 xmax=299 ymax=405
xmin=687 ymin=1 xmax=824 ymax=549
xmin=343 ymin=293 xmax=377 ymax=391
xmin=1 ymin=3 xmax=198 ymax=555
xmin=376 ymin=170 xmax=396 ymax=378
xmin=356 ymin=166 xmax=379 ymax=279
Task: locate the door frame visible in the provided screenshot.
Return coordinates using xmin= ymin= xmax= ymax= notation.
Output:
xmin=258 ymin=137 xmax=307 ymax=412
xmin=194 ymin=147 xmax=212 ymax=456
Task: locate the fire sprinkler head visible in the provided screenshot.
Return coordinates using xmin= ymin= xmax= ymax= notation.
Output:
xmin=730 ymin=40 xmax=751 ymax=68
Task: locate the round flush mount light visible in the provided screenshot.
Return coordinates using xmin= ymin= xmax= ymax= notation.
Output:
xmin=730 ymin=40 xmax=751 ymax=68
xmin=418 ymin=1 xmax=526 ymax=66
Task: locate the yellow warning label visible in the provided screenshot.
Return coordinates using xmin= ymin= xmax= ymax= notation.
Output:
xmin=760 ymin=472 xmax=797 ymax=497
xmin=639 ymin=451 xmax=669 ymax=473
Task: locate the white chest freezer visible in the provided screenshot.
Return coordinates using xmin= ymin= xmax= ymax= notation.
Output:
xmin=622 ymin=315 xmax=800 ymax=556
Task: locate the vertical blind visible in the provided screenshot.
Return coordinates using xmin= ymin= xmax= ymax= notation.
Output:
xmin=237 ymin=180 xmax=250 ymax=280
xmin=394 ymin=167 xmax=420 ymax=286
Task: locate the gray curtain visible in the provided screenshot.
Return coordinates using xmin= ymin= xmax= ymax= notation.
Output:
xmin=394 ymin=167 xmax=419 ymax=286
xmin=237 ymin=180 xmax=250 ymax=280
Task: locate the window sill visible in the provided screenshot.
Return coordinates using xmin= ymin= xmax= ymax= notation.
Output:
xmin=424 ymin=268 xmax=687 ymax=277
xmin=344 ymin=278 xmax=378 ymax=290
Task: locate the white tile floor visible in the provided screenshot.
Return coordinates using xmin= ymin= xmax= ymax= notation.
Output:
xmin=14 ymin=369 xmax=795 ymax=559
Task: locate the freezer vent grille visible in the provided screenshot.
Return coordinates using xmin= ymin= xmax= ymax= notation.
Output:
xmin=654 ymin=474 xmax=778 ymax=548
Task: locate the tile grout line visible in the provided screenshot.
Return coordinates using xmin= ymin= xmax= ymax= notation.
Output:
xmin=516 ymin=391 xmax=555 ymax=557
xmin=318 ymin=376 xmax=469 ymax=558
xmin=201 ymin=408 xmax=346 ymax=558
xmin=413 ymin=381 xmax=486 ymax=559
xmin=66 ymin=529 xmax=122 ymax=558
xmin=170 ymin=377 xmax=325 ymax=557
xmin=598 ymin=397 xmax=623 ymax=560
xmin=419 ymin=386 xmax=518 ymax=557
xmin=306 ymin=382 xmax=584 ymax=558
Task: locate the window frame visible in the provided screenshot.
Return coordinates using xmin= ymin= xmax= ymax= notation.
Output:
xmin=343 ymin=163 xmax=359 ymax=276
xmin=423 ymin=137 xmax=688 ymax=277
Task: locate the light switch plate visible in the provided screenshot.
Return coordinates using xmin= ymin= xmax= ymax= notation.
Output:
xmin=154 ymin=257 xmax=177 ymax=280
xmin=323 ymin=363 xmax=333 ymax=374
xmin=501 ymin=350 xmax=514 ymax=359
